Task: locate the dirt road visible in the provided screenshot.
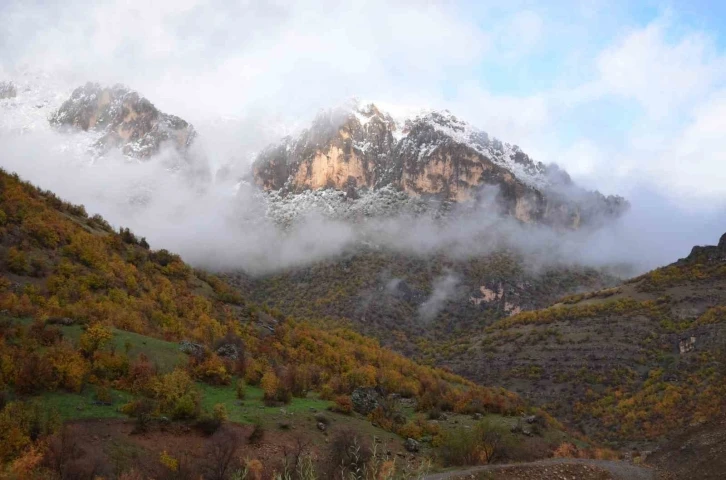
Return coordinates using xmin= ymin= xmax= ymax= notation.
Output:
xmin=423 ymin=458 xmax=654 ymax=480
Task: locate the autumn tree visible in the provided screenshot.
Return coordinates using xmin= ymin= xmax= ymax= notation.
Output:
xmin=79 ymin=323 xmax=113 ymax=357
xmin=260 ymin=369 xmax=279 ymax=403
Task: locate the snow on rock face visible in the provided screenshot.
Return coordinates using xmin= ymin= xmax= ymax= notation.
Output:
xmin=399 ymin=110 xmax=548 ymax=189
xmin=50 ymin=83 xmax=196 ymax=159
xmin=253 ymin=101 xmax=628 ymax=229
xmin=0 ymin=71 xmax=103 ymax=162
xmin=260 ymin=184 xmax=441 ymax=226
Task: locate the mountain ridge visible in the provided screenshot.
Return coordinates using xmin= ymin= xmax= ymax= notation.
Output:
xmin=252 ymin=101 xmax=628 ymax=229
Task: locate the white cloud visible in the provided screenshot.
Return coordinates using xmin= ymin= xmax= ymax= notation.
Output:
xmin=0 ymin=0 xmax=491 ymax=121
xmin=1 ymin=2 xmax=726 ymax=209
xmin=444 ymin=83 xmax=550 ymax=144
xmin=595 ymin=18 xmax=725 ymax=121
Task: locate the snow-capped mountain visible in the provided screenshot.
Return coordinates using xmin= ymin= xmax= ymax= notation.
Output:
xmin=0 ymin=73 xmax=195 ymax=164
xmin=50 ymin=83 xmax=195 ymax=159
xmin=1 ymin=77 xmax=627 ymax=230
xmin=252 ymin=101 xmax=628 ymax=229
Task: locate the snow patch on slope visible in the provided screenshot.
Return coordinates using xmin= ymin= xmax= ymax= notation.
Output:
xmin=345 ymin=99 xmax=550 ymax=189
xmin=404 ymin=109 xmax=549 ymax=189
xmin=0 ymin=71 xmax=105 ymax=164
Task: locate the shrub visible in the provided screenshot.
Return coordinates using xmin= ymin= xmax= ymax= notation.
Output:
xmin=248 ymin=422 xmax=264 ymax=445
xmin=553 ymin=442 xmax=578 ymax=458
xmin=213 ymin=403 xmax=228 ymax=422
xmin=260 ymin=369 xmax=279 ymax=401
xmin=121 ymin=398 xmax=155 ymax=434
xmin=149 ymin=369 xmax=201 ymax=419
xmin=332 ymin=395 xmax=353 ymax=414
xmin=95 ymin=385 xmax=112 ymax=404
xmin=6 ymin=247 xmax=29 ymax=275
xmin=438 ymin=428 xmax=480 ymax=466
xmin=172 ymin=393 xmax=199 ymax=420
xmin=79 ymin=323 xmax=113 ymax=356
xmin=159 ymin=451 xmax=178 ymax=472
xmin=260 ymin=368 xmax=291 ymax=405
xmin=326 ymin=429 xmax=372 ymax=479
xmin=438 ymin=420 xmax=510 ymax=466
xmin=0 ymin=401 xmax=60 ymax=462
xmin=428 ymin=407 xmax=444 ymax=420
xmin=196 ymin=416 xmax=222 ymax=436
xmin=192 ymin=355 xmax=231 ymax=385
xmin=28 ymin=320 xmax=63 ymax=346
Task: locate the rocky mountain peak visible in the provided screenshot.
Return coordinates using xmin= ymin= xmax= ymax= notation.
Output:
xmin=253 ymin=101 xmax=628 ymax=228
xmin=50 ymin=82 xmax=195 ymax=158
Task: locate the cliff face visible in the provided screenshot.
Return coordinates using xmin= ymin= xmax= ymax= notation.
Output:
xmin=50 ymin=83 xmax=195 ymax=158
xmin=253 ymin=104 xmax=397 ymax=193
xmin=253 ymin=103 xmax=628 ymax=228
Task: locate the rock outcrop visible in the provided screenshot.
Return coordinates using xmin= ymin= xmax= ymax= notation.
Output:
xmin=0 ymin=81 xmax=16 ymax=99
xmin=50 ymin=83 xmax=195 ymax=158
xmin=351 ymin=387 xmax=380 ymax=415
xmin=682 ymin=232 xmax=726 ymax=263
xmin=252 ymin=103 xmax=627 ymax=229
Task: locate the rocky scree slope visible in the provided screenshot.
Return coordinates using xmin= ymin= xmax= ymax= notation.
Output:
xmin=445 ymin=234 xmax=726 ymax=445
xmin=252 ymin=103 xmax=628 ymax=228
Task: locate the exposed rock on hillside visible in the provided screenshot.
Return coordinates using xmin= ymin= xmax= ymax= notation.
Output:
xmin=228 ymin=249 xmax=619 ymax=357
xmin=446 ymin=232 xmax=726 ymax=444
xmin=253 ymin=103 xmax=628 ymax=228
xmin=50 ymin=83 xmax=195 ymax=158
xmin=351 ymin=387 xmax=380 ymax=415
xmin=682 ymin=232 xmax=726 ymax=263
xmin=0 ymin=81 xmax=16 ymax=99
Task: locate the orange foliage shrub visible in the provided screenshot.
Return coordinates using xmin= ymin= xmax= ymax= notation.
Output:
xmin=333 ymin=395 xmax=354 ymax=414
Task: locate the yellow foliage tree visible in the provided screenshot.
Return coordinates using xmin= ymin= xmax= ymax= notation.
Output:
xmin=260 ymin=369 xmax=279 ymax=401
xmin=79 ymin=323 xmax=113 ymax=356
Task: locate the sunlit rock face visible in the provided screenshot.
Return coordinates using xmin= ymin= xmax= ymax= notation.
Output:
xmin=253 ymin=102 xmax=628 ymax=228
xmin=50 ymin=83 xmax=195 ymax=159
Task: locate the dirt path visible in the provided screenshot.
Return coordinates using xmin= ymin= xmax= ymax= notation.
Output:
xmin=424 ymin=458 xmax=654 ymax=480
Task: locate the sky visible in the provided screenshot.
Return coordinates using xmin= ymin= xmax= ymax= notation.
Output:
xmin=0 ymin=0 xmax=725 ymax=271
xmin=1 ymin=0 xmax=725 ymax=207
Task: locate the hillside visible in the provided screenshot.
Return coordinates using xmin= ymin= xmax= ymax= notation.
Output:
xmin=0 ymin=168 xmax=599 ymax=478
xmin=442 ymin=234 xmax=726 ymax=445
xmin=229 ymin=250 xmax=618 ymax=360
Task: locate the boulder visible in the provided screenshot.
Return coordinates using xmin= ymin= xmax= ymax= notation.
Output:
xmin=317 ymin=422 xmax=326 ymax=432
xmin=216 ymin=343 xmax=239 ymax=360
xmin=179 ymin=340 xmax=205 ymax=357
xmin=404 ymin=438 xmax=420 ymax=453
xmin=47 ymin=316 xmax=75 ymax=326
xmin=0 ymin=81 xmax=17 ymax=99
xmin=351 ymin=387 xmax=380 ymax=416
